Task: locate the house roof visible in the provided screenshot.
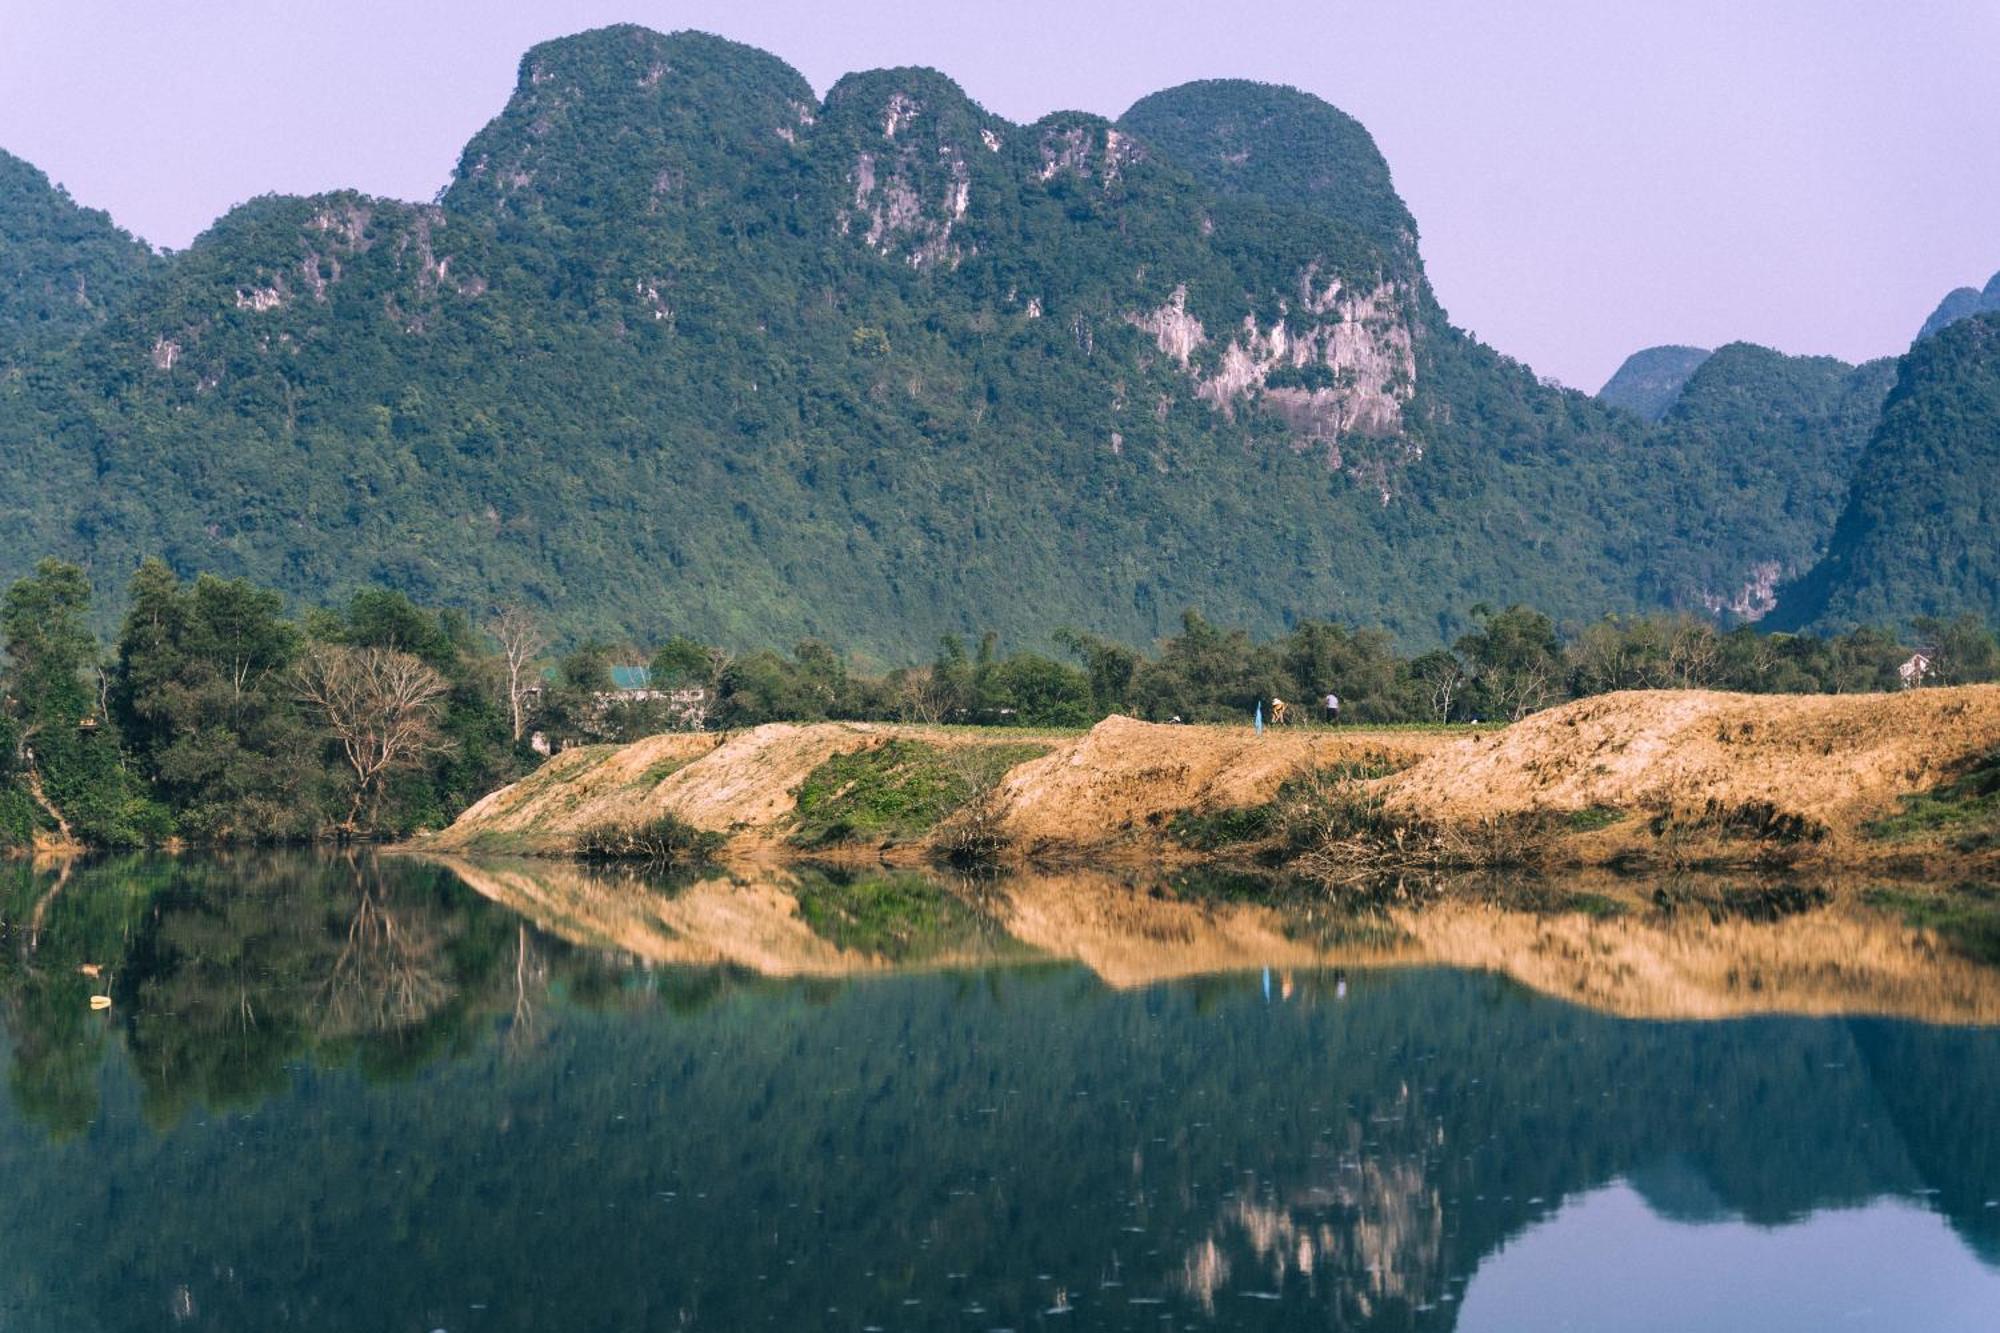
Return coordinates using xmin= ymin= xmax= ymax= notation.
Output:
xmin=610 ymin=665 xmax=653 ymax=691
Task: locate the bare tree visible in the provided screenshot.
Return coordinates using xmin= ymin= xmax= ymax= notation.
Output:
xmin=295 ymin=644 xmax=453 ymax=830
xmin=488 ymin=606 xmax=548 ymax=742
xmin=894 ymin=665 xmax=951 ymax=726
xmin=1412 ymin=652 xmax=1468 ymax=724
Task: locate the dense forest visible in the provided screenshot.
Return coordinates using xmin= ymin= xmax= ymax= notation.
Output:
xmin=1771 ymin=313 xmax=2000 ymax=631
xmin=0 ymin=25 xmax=1984 ymax=658
xmin=2 ymin=556 xmax=1992 ymax=850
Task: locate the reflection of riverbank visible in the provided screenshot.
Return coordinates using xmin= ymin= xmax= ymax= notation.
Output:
xmin=430 ymin=856 xmax=2000 ymax=1024
xmin=5 ymin=852 xmax=2000 ymax=1330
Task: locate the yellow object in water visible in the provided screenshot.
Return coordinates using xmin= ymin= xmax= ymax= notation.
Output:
xmin=89 ymin=995 xmax=111 ymax=1010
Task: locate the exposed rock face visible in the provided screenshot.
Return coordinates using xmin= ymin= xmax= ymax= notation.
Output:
xmin=1701 ymin=560 xmax=1782 ymax=621
xmin=145 ymin=195 xmax=484 ymax=374
xmin=826 ymin=74 xmax=1003 ymax=270
xmin=1130 ymin=272 xmax=1417 ymax=466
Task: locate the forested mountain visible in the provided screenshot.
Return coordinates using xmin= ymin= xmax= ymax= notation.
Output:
xmin=1596 ymin=344 xmax=1712 ymax=421
xmin=1772 ymin=313 xmax=2000 ymax=630
xmin=1916 ymin=270 xmax=2000 ymax=343
xmin=1645 ymin=344 xmax=1895 ymax=618
xmin=0 ymin=150 xmax=158 ymax=366
xmin=0 ymin=26 xmax=1975 ymax=654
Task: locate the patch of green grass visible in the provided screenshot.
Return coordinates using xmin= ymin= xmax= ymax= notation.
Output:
xmin=633 ymin=755 xmax=697 ymax=789
xmin=1863 ymin=749 xmax=2000 ymax=851
xmin=1861 ymin=882 xmax=2000 ymax=967
xmin=789 ymin=740 xmax=1048 ymax=848
xmin=1168 ymin=804 xmax=1275 ymax=850
xmin=1564 ymin=805 xmax=1628 ymax=832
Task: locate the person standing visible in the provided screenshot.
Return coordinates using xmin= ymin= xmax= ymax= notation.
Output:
xmin=1324 ymin=691 xmax=1340 ymax=725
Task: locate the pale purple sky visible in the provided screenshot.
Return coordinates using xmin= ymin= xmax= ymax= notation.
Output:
xmin=3 ymin=0 xmax=1996 ymax=389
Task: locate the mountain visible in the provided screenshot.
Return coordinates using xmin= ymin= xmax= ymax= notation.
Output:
xmin=1916 ymin=271 xmax=2000 ymax=343
xmin=0 ymin=27 xmax=1926 ymax=654
xmin=1771 ymin=312 xmax=2000 ymax=630
xmin=0 ymin=150 xmax=158 ymax=367
xmin=1645 ymin=344 xmax=1895 ymax=619
xmin=1597 ymin=345 xmax=1712 ymax=421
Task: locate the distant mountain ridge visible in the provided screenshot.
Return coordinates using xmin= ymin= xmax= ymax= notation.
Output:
xmin=1917 ymin=271 xmax=2000 ymax=342
xmin=1597 ymin=345 xmax=1713 ymax=421
xmin=0 ymin=25 xmax=1985 ymax=651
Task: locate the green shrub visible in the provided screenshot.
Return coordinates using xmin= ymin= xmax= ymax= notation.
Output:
xmin=573 ymin=813 xmax=723 ymax=865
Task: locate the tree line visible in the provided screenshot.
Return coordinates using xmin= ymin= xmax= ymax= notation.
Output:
xmin=637 ymin=604 xmax=1998 ymax=732
xmin=3 ymin=557 xmax=1995 ymax=849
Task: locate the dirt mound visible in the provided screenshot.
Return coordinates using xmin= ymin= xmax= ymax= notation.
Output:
xmin=983 ymin=716 xmax=1453 ymax=857
xmin=1383 ymin=685 xmax=2000 ymax=837
xmin=432 ymin=731 xmax=723 ymax=851
xmin=429 ymin=722 xmax=1063 ymax=854
xmin=428 ymin=688 xmax=2000 ymax=863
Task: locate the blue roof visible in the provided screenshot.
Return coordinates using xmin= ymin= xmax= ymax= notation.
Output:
xmin=610 ymin=665 xmax=653 ymax=691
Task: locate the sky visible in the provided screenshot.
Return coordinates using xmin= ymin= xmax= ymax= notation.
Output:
xmin=2 ymin=0 xmax=1996 ymax=390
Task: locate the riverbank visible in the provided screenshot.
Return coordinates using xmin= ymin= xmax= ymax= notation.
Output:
xmin=415 ymin=685 xmax=2000 ymax=877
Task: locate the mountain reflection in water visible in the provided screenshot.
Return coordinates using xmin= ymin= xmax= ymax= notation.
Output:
xmin=0 ymin=852 xmax=1994 ymax=1330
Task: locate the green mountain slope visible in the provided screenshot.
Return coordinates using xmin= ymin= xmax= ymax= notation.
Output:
xmin=1772 ymin=312 xmax=2000 ymax=630
xmin=1597 ymin=344 xmax=1713 ymax=421
xmin=0 ymin=150 xmax=158 ymax=367
xmin=1646 ymin=344 xmax=1895 ymax=619
xmin=0 ymin=27 xmax=1933 ymax=654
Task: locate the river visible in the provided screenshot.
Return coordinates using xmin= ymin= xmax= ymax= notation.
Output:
xmin=1 ymin=852 xmax=1996 ymax=1329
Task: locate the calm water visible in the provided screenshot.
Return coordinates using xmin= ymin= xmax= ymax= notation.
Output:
xmin=2 ymin=853 xmax=1998 ymax=1330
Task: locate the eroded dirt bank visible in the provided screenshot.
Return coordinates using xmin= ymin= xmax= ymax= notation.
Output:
xmin=420 ymin=686 xmax=2000 ymax=872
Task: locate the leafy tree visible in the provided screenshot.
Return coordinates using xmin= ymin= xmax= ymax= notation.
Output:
xmin=1457 ymin=604 xmax=1563 ymax=721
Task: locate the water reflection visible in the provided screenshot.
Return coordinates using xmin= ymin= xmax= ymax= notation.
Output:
xmin=0 ymin=853 xmax=1995 ymax=1329
xmin=440 ymin=854 xmax=2000 ymax=1022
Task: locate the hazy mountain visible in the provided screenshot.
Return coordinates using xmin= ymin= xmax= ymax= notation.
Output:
xmin=1916 ymin=271 xmax=2000 ymax=343
xmin=0 ymin=27 xmax=1946 ymax=652
xmin=1597 ymin=344 xmax=1713 ymax=421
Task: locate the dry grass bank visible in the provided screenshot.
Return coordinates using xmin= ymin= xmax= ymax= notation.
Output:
xmin=422 ymin=686 xmax=2000 ymax=870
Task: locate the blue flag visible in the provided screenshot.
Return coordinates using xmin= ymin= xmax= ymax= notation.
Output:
xmin=1255 ymin=701 xmax=1264 ymax=735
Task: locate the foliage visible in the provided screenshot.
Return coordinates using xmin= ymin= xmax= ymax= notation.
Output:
xmin=0 ymin=149 xmax=159 ymax=367
xmin=788 ymin=738 xmax=1046 ymax=848
xmin=0 ymin=29 xmax=1946 ymax=660
xmin=1775 ymin=314 xmax=2000 ymax=630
